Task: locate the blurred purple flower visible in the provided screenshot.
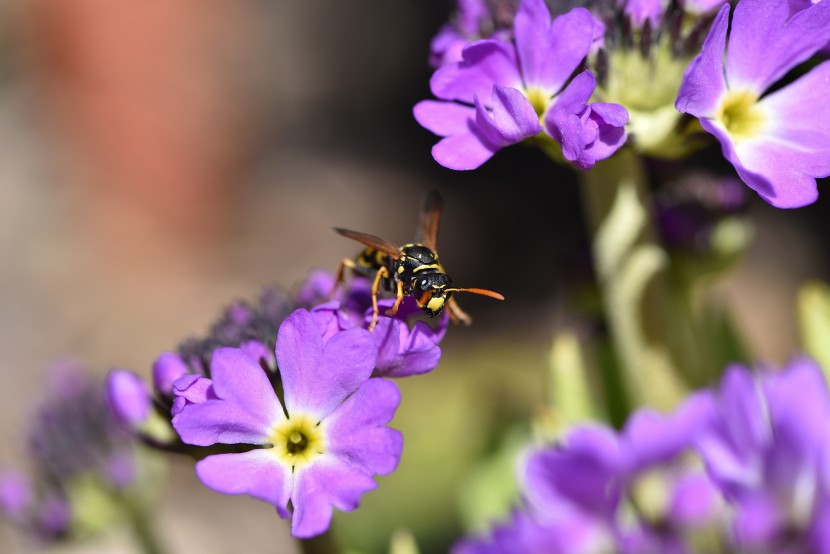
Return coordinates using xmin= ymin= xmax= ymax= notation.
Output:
xmin=456 ymin=391 xmax=723 ymax=552
xmin=172 ymin=309 xmax=403 ymax=538
xmin=697 ymin=358 xmax=830 ymax=551
xmin=676 ymin=0 xmax=830 ymax=208
xmin=415 ymin=0 xmax=627 ymax=171
xmin=2 ymin=364 xmax=144 ymax=540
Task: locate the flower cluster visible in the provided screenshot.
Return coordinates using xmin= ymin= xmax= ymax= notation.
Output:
xmin=455 ymin=357 xmax=830 ymax=553
xmin=106 ymin=273 xmax=448 ymax=538
xmin=0 ymin=364 xmax=150 ymax=541
xmin=415 ymin=0 xmax=628 ymax=171
xmin=422 ymin=0 xmax=830 ymax=208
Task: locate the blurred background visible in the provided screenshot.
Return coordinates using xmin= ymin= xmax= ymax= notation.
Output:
xmin=0 ymin=1 xmax=828 ymax=552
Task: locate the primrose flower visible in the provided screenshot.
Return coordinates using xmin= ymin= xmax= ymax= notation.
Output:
xmin=172 ymin=309 xmax=403 ymax=538
xmin=415 ymin=0 xmax=628 ymax=171
xmin=696 ymin=358 xmax=830 ymax=551
xmin=676 ymin=0 xmax=830 ymax=208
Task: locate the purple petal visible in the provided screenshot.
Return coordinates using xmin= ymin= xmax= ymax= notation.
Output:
xmin=208 ymin=348 xmax=283 ymax=425
xmin=514 ymin=3 xmax=594 ymax=92
xmin=414 ymin=100 xmax=477 ymax=137
xmin=668 ymin=472 xmax=721 ymax=526
xmin=623 ymin=391 xmax=716 ymax=470
xmin=152 ymin=352 xmax=189 ymax=397
xmin=196 ymin=450 xmax=292 ymax=517
xmin=106 ymin=370 xmax=151 ymax=427
xmin=483 ymin=85 xmax=543 ymax=142
xmin=764 ymin=357 xmax=830 ymax=450
xmin=295 ymin=269 xmax=337 ymax=308
xmin=731 ymin=492 xmax=783 ymax=548
xmin=278 ymin=309 xmax=376 ymax=420
xmin=523 ymin=426 xmax=623 ymax=520
xmin=324 ymin=378 xmax=403 ymax=475
xmin=676 ymin=4 xmax=729 ymax=117
xmin=372 ymin=318 xmax=442 ymax=378
xmin=290 ymin=456 xmax=378 ymax=538
xmin=726 ymin=0 xmax=830 ymax=92
xmin=544 ymin=70 xmax=596 ymax=164
xmin=581 ymin=104 xmax=629 ymax=165
xmin=171 ymin=374 xmax=215 ymax=417
xmin=432 ymin=132 xmax=500 ymax=170
xmin=172 ymin=350 xmax=283 ymax=446
xmin=430 ymin=40 xmax=521 ymax=104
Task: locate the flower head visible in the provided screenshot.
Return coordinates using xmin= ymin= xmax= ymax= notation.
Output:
xmin=172 ymin=309 xmax=403 ymax=538
xmin=676 ymin=0 xmax=830 ymax=207
xmin=415 ymin=0 xmax=628 ymax=171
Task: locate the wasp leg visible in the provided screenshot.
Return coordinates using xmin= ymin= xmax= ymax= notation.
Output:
xmin=330 ymin=258 xmax=358 ymax=300
xmin=385 ymin=280 xmax=405 ymax=317
xmin=446 ymin=297 xmax=473 ymax=326
xmin=369 ymin=266 xmax=390 ymax=331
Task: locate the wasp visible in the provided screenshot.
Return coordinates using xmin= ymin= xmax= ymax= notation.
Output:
xmin=334 ymin=190 xmax=504 ymax=330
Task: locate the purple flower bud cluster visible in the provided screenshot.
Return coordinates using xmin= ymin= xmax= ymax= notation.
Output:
xmin=0 ymin=364 xmax=142 ymax=540
xmin=455 ymin=358 xmax=830 ymax=553
xmin=107 ymin=272 xmax=449 ymax=538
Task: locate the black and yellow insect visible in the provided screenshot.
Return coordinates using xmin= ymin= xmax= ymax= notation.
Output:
xmin=335 ymin=190 xmax=504 ymax=329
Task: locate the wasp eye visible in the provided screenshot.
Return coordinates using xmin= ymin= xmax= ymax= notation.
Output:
xmin=420 ymin=279 xmax=427 ymax=288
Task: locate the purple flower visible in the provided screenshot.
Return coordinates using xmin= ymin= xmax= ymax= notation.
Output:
xmin=696 ymin=358 xmax=830 ymax=551
xmin=415 ymin=0 xmax=628 ymax=171
xmin=172 ymin=309 xmax=403 ymax=538
xmin=676 ymin=0 xmax=830 ymax=208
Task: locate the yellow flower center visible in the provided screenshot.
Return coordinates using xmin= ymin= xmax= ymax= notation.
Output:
xmin=269 ymin=414 xmax=326 ymax=470
xmin=525 ymin=87 xmax=550 ymax=118
xmin=713 ymin=89 xmax=767 ymax=143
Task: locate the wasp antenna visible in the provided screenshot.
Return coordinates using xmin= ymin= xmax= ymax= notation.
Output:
xmin=447 ymin=288 xmax=505 ymax=301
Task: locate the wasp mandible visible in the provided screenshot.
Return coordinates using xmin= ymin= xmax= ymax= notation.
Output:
xmin=334 ymin=190 xmax=504 ymax=330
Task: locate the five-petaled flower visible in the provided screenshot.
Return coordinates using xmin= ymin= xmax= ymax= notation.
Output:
xmin=676 ymin=0 xmax=830 ymax=208
xmin=172 ymin=309 xmax=403 ymax=538
xmin=415 ymin=0 xmax=628 ymax=171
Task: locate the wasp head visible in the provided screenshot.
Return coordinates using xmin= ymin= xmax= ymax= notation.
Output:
xmin=412 ymin=272 xmax=453 ymax=318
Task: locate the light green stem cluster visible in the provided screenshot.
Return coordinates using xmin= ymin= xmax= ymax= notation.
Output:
xmin=579 ymin=148 xmax=689 ymax=419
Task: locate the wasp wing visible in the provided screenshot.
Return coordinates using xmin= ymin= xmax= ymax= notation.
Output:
xmin=415 ymin=189 xmax=444 ymax=252
xmin=334 ymin=227 xmax=402 ymax=259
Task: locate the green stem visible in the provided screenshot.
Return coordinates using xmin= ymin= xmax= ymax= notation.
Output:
xmin=124 ymin=500 xmax=165 ymax=554
xmin=578 ymin=148 xmax=687 ymax=419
